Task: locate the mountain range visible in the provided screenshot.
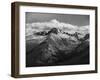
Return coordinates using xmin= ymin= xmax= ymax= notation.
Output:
xmin=26 ymin=27 xmax=89 ymax=67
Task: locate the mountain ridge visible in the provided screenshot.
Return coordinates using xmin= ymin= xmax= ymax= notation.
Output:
xmin=26 ymin=27 xmax=89 ymax=67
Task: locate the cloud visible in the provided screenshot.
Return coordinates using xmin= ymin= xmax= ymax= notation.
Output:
xmin=26 ymin=19 xmax=89 ymax=37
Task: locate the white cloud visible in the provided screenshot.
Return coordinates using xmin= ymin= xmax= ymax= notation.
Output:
xmin=26 ymin=19 xmax=89 ymax=38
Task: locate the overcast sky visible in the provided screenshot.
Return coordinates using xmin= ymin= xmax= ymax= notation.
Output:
xmin=26 ymin=12 xmax=89 ymax=27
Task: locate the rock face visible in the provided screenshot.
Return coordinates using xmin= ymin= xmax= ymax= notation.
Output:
xmin=26 ymin=28 xmax=89 ymax=67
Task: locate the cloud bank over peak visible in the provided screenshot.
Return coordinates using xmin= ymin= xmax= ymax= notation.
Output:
xmin=26 ymin=19 xmax=89 ymax=36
